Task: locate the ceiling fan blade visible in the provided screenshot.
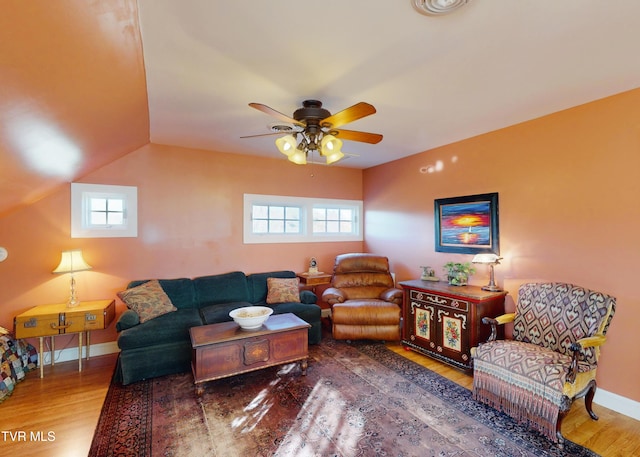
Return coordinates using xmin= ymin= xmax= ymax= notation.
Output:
xmin=248 ymin=103 xmax=305 ymax=126
xmin=240 ymin=132 xmax=287 ymax=139
xmin=320 ymin=102 xmax=376 ymax=129
xmin=332 ymin=129 xmax=383 ymax=144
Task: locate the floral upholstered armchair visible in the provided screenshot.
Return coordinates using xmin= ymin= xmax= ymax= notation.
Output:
xmin=471 ymin=282 xmax=616 ymax=448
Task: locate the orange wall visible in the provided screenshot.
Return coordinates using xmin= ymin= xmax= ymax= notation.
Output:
xmin=0 ymin=144 xmax=363 ymax=347
xmin=364 ymin=88 xmax=640 ymax=402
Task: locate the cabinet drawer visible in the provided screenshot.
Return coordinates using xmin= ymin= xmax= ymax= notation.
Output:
xmin=409 ymin=289 xmax=469 ymax=312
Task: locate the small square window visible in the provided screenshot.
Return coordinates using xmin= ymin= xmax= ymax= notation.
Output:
xmin=71 ymin=183 xmax=137 ymax=238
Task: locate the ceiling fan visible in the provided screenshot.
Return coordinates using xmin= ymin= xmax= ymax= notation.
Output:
xmin=241 ymin=100 xmax=383 ymax=165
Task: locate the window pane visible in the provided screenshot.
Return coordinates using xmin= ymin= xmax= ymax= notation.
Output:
xmin=340 ymin=209 xmax=353 ymax=220
xmin=90 ymin=198 xmax=106 ymax=211
xmin=269 ymin=206 xmax=284 ymax=219
xmin=312 ymin=208 xmax=325 ymax=220
xmin=107 ymin=212 xmax=124 ymax=225
xmin=253 ymin=205 xmax=268 ymax=219
xmin=108 ymin=199 xmax=123 ymax=212
xmin=285 ymin=207 xmax=300 ymax=219
xmin=269 ymin=220 xmax=284 ymax=233
xmin=90 ymin=212 xmax=106 ymax=225
xmin=285 ymin=221 xmax=300 ymax=233
xmin=253 ymin=220 xmax=268 ymax=233
xmin=340 ymin=221 xmax=352 ymax=233
xmin=326 ymin=208 xmax=340 ymax=220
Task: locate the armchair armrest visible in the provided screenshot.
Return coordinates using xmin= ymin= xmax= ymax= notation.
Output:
xmin=322 ymin=287 xmax=346 ymax=305
xmin=481 ymin=313 xmax=516 ymax=342
xmin=567 ymin=334 xmax=607 ymax=383
xmin=380 ymin=287 xmax=403 ymax=305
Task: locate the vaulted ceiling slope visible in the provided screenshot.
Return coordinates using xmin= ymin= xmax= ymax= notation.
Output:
xmin=2 ymin=1 xmax=640 ymax=217
xmin=0 ymin=0 xmax=149 ymax=217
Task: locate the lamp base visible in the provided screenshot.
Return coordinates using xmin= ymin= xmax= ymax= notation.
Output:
xmin=481 ymin=284 xmax=502 ymax=292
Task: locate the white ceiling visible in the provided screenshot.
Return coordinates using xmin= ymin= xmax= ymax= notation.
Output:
xmin=138 ymin=0 xmax=640 ymax=169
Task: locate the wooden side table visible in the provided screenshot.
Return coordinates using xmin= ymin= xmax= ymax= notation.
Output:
xmin=296 ymin=272 xmax=332 ymax=288
xmin=14 ymin=299 xmax=116 ymax=378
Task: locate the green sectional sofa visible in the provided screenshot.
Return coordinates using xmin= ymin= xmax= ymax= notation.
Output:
xmin=114 ymin=270 xmax=321 ymax=385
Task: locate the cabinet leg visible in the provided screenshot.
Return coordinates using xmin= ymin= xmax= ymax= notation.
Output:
xmin=195 ymin=384 xmax=204 ymax=396
xmin=300 ymin=358 xmax=308 ymax=375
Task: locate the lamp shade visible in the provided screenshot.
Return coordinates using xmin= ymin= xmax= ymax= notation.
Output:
xmin=472 ymin=253 xmax=502 ymax=264
xmin=325 ymin=149 xmax=345 ymax=165
xmin=275 ymin=135 xmax=297 ymax=157
xmin=52 ymin=249 xmax=92 ymax=274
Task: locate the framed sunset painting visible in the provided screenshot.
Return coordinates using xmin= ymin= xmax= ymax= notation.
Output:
xmin=434 ymin=193 xmax=499 ymax=254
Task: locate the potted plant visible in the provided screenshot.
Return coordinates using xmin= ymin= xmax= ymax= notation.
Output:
xmin=443 ymin=262 xmax=475 ymax=286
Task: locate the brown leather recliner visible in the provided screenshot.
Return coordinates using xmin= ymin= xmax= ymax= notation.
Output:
xmin=322 ymin=253 xmax=403 ymax=341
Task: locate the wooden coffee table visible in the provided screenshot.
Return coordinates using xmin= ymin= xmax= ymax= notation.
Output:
xmin=189 ymin=313 xmax=311 ymax=395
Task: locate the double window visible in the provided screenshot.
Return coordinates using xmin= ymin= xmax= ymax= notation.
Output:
xmin=244 ymin=194 xmax=362 ymax=244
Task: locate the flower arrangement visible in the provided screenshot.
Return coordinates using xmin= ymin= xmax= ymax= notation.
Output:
xmin=443 ymin=262 xmax=476 ymax=286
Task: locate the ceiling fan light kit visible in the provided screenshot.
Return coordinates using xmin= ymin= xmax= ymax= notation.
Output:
xmin=245 ymin=99 xmax=382 ymax=166
xmin=413 ymin=0 xmax=471 ymax=16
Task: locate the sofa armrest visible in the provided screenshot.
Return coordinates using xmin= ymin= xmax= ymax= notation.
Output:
xmin=322 ymin=287 xmax=346 ymax=305
xmin=116 ymin=309 xmax=140 ymax=332
xmin=380 ymin=287 xmax=403 ymax=305
xmin=299 ymin=289 xmax=318 ymax=304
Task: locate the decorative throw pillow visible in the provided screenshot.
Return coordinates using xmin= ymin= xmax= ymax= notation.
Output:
xmin=266 ymin=277 xmax=300 ymax=304
xmin=117 ymin=280 xmax=177 ymax=323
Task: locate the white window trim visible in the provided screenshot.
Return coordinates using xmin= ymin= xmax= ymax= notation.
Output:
xmin=244 ymin=194 xmax=363 ymax=244
xmin=71 ymin=183 xmax=138 ymax=238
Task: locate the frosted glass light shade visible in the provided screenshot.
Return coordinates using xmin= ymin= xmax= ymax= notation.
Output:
xmin=275 ymin=135 xmax=297 ymax=156
xmin=320 ymin=134 xmax=343 ymax=157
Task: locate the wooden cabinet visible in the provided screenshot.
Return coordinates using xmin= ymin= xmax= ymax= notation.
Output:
xmin=399 ymin=280 xmax=506 ymax=370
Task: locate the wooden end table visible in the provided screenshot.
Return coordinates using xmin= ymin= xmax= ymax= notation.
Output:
xmin=189 ymin=313 xmax=311 ymax=395
xmin=14 ymin=299 xmax=116 ymax=378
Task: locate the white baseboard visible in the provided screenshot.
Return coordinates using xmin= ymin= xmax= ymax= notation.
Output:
xmin=40 ymin=341 xmax=120 ymax=365
xmin=594 ymin=388 xmax=640 ymax=421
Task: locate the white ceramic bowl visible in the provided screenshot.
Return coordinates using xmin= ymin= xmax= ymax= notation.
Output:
xmin=229 ymin=306 xmax=273 ymax=330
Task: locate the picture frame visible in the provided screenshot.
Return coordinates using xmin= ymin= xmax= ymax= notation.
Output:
xmin=434 ymin=192 xmax=499 ymax=254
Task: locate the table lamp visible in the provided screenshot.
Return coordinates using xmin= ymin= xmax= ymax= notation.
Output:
xmin=53 ymin=249 xmax=92 ymax=307
xmin=471 ymin=253 xmax=502 ymax=292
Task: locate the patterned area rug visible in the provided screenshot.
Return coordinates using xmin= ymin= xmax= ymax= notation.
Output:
xmin=90 ymin=338 xmax=599 ymax=456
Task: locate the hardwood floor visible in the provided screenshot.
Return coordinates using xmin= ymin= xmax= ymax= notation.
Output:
xmin=1 ymin=345 xmax=638 ymax=457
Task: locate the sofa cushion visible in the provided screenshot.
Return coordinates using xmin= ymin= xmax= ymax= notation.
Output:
xmin=200 ymin=301 xmax=254 ymax=325
xmin=117 ymin=280 xmax=177 ymax=323
xmin=194 ymin=271 xmax=250 ymax=307
xmin=117 ymin=309 xmax=203 ymax=350
xmin=246 ymin=270 xmax=296 ymax=303
xmin=266 ymin=277 xmax=300 ymax=304
xmin=127 ymin=278 xmax=196 ymax=310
